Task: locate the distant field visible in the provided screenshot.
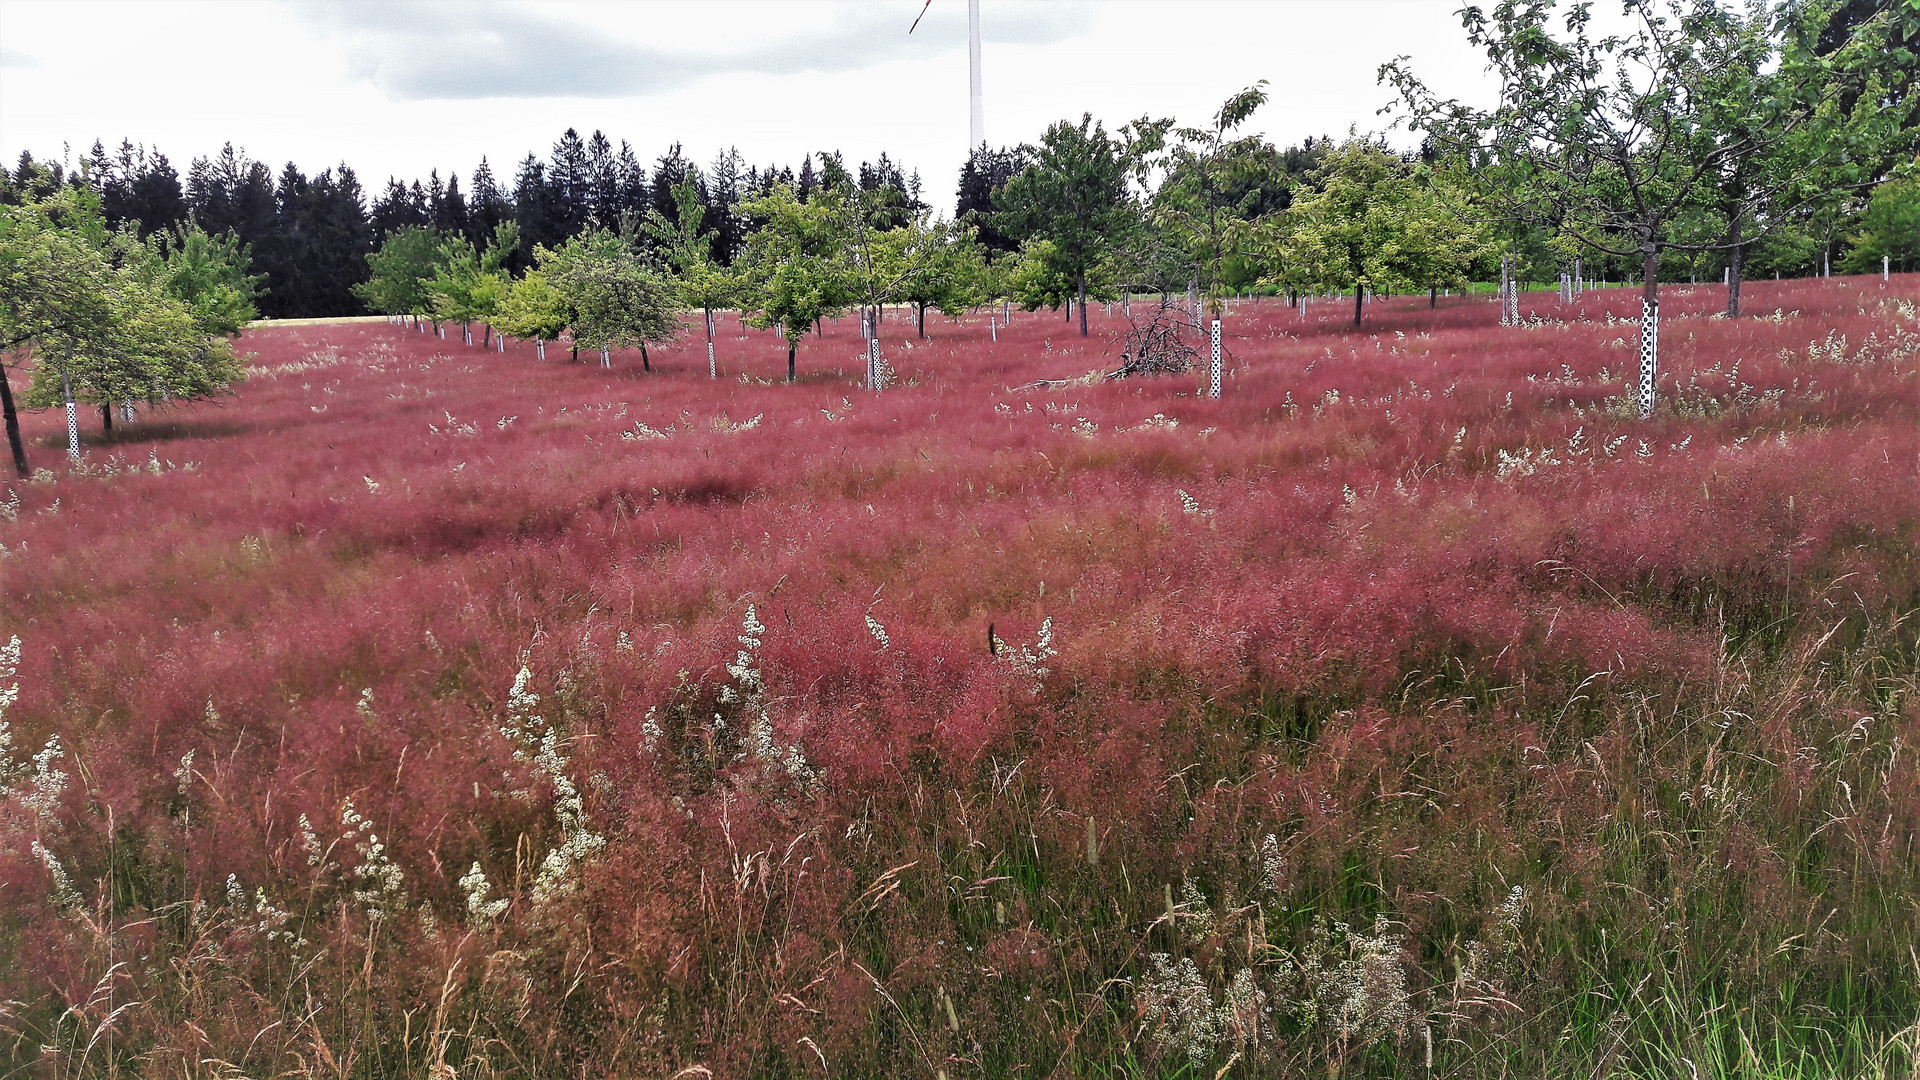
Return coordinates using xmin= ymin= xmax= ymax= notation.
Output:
xmin=3 ymin=278 xmax=1917 ymax=1077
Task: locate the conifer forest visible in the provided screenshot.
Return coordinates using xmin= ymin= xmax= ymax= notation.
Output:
xmin=2 ymin=1 xmax=1918 ymax=1076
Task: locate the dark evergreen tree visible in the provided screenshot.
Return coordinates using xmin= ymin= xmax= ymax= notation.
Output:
xmin=586 ymin=130 xmax=621 ymax=227
xmin=650 ymin=143 xmax=700 ymax=225
xmin=616 ymin=141 xmax=650 ymax=228
xmin=128 ymin=150 xmax=188 ymax=236
xmin=548 ymin=128 xmax=591 ymax=238
xmin=956 ymin=144 xmax=1028 ymax=253
xmin=303 ymin=165 xmax=373 ymax=316
xmin=434 ymin=171 xmax=469 ymax=237
xmin=469 ymin=157 xmax=510 ymax=243
xmin=796 ymin=154 xmax=817 ymax=202
xmin=707 ymin=147 xmax=746 ymax=266
xmin=513 ymin=153 xmax=554 ymax=255
xmin=371 ymin=177 xmax=427 ymax=238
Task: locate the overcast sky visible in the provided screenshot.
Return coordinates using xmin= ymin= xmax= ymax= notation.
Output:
xmin=0 ymin=0 xmax=1498 ymax=212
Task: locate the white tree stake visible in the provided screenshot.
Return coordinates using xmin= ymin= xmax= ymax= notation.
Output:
xmin=1638 ymin=295 xmax=1659 ymax=419
xmin=600 ymin=346 xmax=610 ymax=368
xmin=62 ymin=369 xmax=79 ymax=462
xmin=536 ymin=338 xmax=546 ymax=360
xmin=1208 ymin=319 xmax=1221 ymax=399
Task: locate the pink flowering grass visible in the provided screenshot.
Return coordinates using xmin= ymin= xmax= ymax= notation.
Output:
xmin=2 ymin=276 xmax=1917 ymax=1077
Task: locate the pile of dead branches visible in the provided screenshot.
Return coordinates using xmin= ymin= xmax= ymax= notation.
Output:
xmin=1107 ymin=300 xmax=1197 ymax=379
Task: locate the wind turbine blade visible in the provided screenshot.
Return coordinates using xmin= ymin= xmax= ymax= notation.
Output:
xmin=908 ymin=0 xmax=933 ymax=34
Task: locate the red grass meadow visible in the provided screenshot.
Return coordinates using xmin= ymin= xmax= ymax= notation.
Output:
xmin=2 ymin=277 xmax=1918 ymax=1077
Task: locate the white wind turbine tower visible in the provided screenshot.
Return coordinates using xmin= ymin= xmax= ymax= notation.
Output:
xmin=910 ymin=0 xmax=984 ymax=150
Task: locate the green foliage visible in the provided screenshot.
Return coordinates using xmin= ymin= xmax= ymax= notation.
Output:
xmin=1843 ymin=175 xmax=1920 ymax=272
xmin=538 ymin=229 xmax=678 ymax=353
xmin=1264 ymin=140 xmax=1484 ymax=316
xmin=995 ymin=114 xmax=1137 ymax=334
xmin=494 ymin=269 xmax=569 ymax=343
xmin=646 ymin=178 xmax=740 ymax=322
xmin=1 ymin=189 xmax=245 ymax=426
xmin=354 ymin=226 xmax=443 ymax=318
xmin=427 ymin=222 xmax=517 ymax=328
xmin=1152 ymin=83 xmax=1284 ymax=313
xmin=738 ymin=182 xmax=855 ymax=366
xmin=149 ymin=224 xmax=261 ymax=337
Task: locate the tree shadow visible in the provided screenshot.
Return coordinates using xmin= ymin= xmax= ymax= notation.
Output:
xmin=33 ymin=419 xmax=252 ymax=449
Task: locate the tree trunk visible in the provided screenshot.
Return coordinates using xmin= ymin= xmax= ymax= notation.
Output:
xmin=1727 ymin=214 xmax=1744 ymax=319
xmin=787 ymin=343 xmax=797 ymax=383
xmin=917 ymin=302 xmax=926 ymax=339
xmin=571 ymin=341 xmax=579 ymax=362
xmin=100 ymin=404 xmax=112 ymax=432
xmin=1077 ymin=272 xmax=1089 ymax=337
xmin=1429 ymin=285 xmax=1437 ymax=309
xmin=1353 ymin=284 xmax=1364 ymax=327
xmin=0 ymin=364 xmax=27 ymax=477
xmin=640 ymin=341 xmax=651 ymax=373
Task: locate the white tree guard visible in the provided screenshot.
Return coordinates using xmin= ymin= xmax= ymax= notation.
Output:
xmin=536 ymin=338 xmax=546 ymax=360
xmin=1638 ymin=296 xmax=1659 ymax=419
xmin=1886 ymin=256 xmax=1892 ymax=282
xmin=708 ymin=340 xmax=717 ymax=379
xmin=600 ymin=346 xmax=610 ymax=368
xmin=867 ymin=337 xmax=881 ymax=391
xmin=1208 ymin=319 xmax=1222 ymax=399
xmin=990 ymin=315 xmax=997 ymax=343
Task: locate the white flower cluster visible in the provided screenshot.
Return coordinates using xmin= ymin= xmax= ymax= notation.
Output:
xmin=499 ymin=663 xmax=607 ymax=907
xmin=999 ymin=616 xmax=1058 ymax=690
xmin=340 ymin=797 xmax=406 ymax=917
xmin=1138 ymin=954 xmax=1269 ymax=1070
xmin=865 ymin=614 xmax=891 ymax=650
xmin=725 ymin=607 xmax=816 ymax=785
xmin=1287 ymin=915 xmax=1412 ymax=1046
xmin=460 ymin=861 xmax=510 ymax=929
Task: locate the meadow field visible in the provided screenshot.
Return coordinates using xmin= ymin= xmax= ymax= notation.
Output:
xmin=3 ymin=278 xmax=1918 ymax=1077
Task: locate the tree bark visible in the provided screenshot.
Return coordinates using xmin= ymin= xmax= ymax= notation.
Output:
xmin=1353 ymin=283 xmax=1364 ymax=327
xmin=1429 ymin=285 xmax=1437 ymax=309
xmin=1727 ymin=214 xmax=1744 ymax=319
xmin=640 ymin=341 xmax=651 ymax=373
xmin=1077 ymin=272 xmax=1088 ymax=337
xmin=787 ymin=343 xmax=797 ymax=383
xmin=100 ymin=404 xmax=112 ymax=432
xmin=482 ymin=323 xmax=492 ymax=347
xmin=917 ymin=302 xmax=927 ymax=339
xmin=0 ymin=364 xmax=27 ymax=477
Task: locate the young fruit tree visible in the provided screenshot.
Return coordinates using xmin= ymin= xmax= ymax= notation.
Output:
xmin=427 ymin=222 xmax=517 ymax=346
xmin=540 ymin=230 xmax=680 ymax=370
xmin=1151 ymin=83 xmax=1279 ymax=324
xmin=355 ymin=226 xmax=444 ymax=328
xmin=995 ymin=114 xmax=1138 ymax=337
xmin=1 ymin=190 xmax=246 ymax=472
xmin=738 ymin=182 xmax=854 ymax=382
xmin=1382 ymin=0 xmax=1914 ymax=416
xmin=494 ymin=269 xmax=569 ymax=359
xmin=646 ymin=178 xmax=740 ymax=378
xmin=1262 ymin=140 xmax=1483 ymax=328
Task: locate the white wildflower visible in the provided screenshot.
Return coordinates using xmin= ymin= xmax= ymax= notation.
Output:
xmin=460 ymin=861 xmax=511 ymax=928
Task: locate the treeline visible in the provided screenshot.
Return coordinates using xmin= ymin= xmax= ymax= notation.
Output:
xmin=0 ymin=133 xmax=927 ymax=319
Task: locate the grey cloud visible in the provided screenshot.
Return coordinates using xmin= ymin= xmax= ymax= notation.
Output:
xmin=290 ymin=1 xmax=1089 ymax=101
